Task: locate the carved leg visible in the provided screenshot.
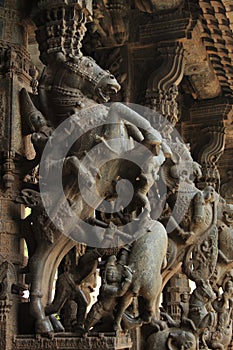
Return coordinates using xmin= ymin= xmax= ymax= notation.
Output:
xmin=193 ymin=192 xmax=205 ymax=223
xmin=84 ymin=302 xmax=105 ymax=331
xmin=75 ymin=249 xmax=99 ymax=284
xmin=139 ymin=296 xmax=157 ymax=326
xmin=45 ymin=280 xmax=68 ymax=316
xmin=200 ymin=312 xmax=217 ymax=330
xmin=29 ymin=244 xmax=53 ymax=334
xmin=74 ymin=289 xmax=88 ymax=331
xmin=114 ymin=290 xmax=133 ymax=331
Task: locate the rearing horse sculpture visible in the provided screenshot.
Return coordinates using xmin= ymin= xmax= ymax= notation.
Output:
xmin=19 ymin=53 xmax=168 ymax=334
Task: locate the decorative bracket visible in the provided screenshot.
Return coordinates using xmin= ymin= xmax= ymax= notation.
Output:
xmin=146 ymin=42 xmax=184 ymax=137
xmin=197 ymin=126 xmax=226 ymax=191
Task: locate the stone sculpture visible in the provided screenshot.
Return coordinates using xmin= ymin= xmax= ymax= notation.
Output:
xmin=146 ymin=327 xmax=197 ymax=350
xmin=45 ymin=270 xmax=88 ymax=333
xmin=84 ymin=252 xmax=133 ymax=331
xmin=19 ymin=50 xmax=169 ymax=335
xmin=113 ymin=215 xmax=168 ymax=331
xmin=15 ymin=2 xmax=233 ymax=350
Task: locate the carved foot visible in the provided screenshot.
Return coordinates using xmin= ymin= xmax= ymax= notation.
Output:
xmin=73 ymin=324 xmax=86 ymax=335
xmin=35 ymin=318 xmax=53 ymax=336
xmin=194 ymin=215 xmax=204 ymax=224
xmin=180 ymin=231 xmax=195 ymax=243
xmin=121 ymin=313 xmax=143 ymax=330
xmin=113 ymin=322 xmax=122 ymax=332
xmin=49 ymin=314 xmax=65 ymax=332
xmin=150 ymin=318 xmax=167 ymax=332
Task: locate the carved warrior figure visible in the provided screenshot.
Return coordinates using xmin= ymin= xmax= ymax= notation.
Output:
xmin=208 ymin=280 xmax=233 ymax=350
xmin=45 ymin=270 xmax=88 ymax=333
xmin=160 ymin=140 xmax=220 ymax=289
xmin=188 ymin=280 xmax=216 ymax=331
xmin=84 ymin=251 xmax=133 ymax=331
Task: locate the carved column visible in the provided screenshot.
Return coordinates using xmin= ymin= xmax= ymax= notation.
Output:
xmin=0 ymin=1 xmax=31 ymax=349
xmin=31 ymin=0 xmax=93 ymax=65
xmin=162 ymin=272 xmax=190 ymax=322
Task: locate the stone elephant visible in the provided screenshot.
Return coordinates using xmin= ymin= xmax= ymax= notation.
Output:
xmin=146 ymin=328 xmax=197 ymax=350
xmin=113 ymin=215 xmax=168 ymax=330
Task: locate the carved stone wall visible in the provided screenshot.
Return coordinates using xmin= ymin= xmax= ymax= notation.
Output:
xmin=0 ymin=1 xmax=32 ymax=349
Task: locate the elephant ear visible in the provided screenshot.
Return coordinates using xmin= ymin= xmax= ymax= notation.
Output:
xmin=167 ymin=332 xmax=179 ymax=350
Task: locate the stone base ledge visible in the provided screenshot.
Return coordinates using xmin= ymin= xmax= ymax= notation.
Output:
xmin=13 ymin=332 xmax=132 ymax=350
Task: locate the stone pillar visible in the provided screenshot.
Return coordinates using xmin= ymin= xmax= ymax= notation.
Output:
xmin=0 ymin=1 xmax=31 ymax=349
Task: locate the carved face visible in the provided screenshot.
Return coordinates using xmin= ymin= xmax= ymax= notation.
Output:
xmin=192 ymin=161 xmax=202 ymax=180
xmin=95 ymin=73 xmax=121 ymax=103
xmin=203 ymin=186 xmax=216 ymax=203
xmin=217 ymin=220 xmax=227 ymax=232
xmin=225 ymin=280 xmax=233 ymax=295
xmin=198 ymin=280 xmax=215 ymax=300
xmin=106 ymin=266 xmax=122 ymax=283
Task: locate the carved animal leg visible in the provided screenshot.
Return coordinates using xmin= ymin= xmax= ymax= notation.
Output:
xmin=114 ymin=290 xmax=134 ymax=331
xmin=20 ymin=218 xmax=37 ymax=273
xmin=140 ymin=298 xmax=154 ymax=323
xmin=74 ymin=289 xmax=88 ymax=330
xmin=45 ymin=285 xmax=68 ymax=316
xmin=29 ymin=244 xmax=53 ymax=334
xmin=200 ymin=312 xmax=217 ymax=330
xmin=84 ymin=302 xmax=105 ymax=331
xmin=75 ymin=249 xmax=99 ymax=284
